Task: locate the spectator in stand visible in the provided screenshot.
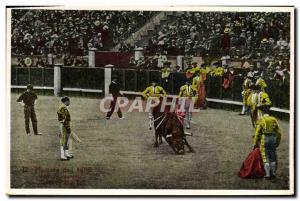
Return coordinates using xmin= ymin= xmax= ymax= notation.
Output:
xmin=222 ymin=27 xmax=231 ymax=51
xmin=173 ymin=65 xmax=182 ymax=73
xmin=16 ymin=57 xmax=26 ymax=67
xmin=136 ymin=56 xmax=145 ymax=68
xmin=154 ymin=52 xmax=167 ymax=69
xmin=276 ymin=36 xmax=289 ymax=51
xmin=35 ymin=57 xmax=47 ymax=67
xmin=161 ymin=62 xmax=171 ymax=91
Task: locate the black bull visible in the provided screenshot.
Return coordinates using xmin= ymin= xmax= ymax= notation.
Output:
xmin=152 ymin=99 xmax=194 ymax=154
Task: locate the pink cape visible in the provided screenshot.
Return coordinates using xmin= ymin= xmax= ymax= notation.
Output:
xmin=195 ymin=74 xmax=207 ymax=108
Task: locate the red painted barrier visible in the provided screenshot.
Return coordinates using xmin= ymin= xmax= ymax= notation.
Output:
xmin=95 ymin=51 xmax=133 ymax=68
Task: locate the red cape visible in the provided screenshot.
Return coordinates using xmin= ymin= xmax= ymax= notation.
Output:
xmin=239 ymin=148 xmax=265 ymax=178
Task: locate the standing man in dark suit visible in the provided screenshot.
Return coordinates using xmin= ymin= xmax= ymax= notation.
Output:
xmin=17 ymin=84 xmax=42 ymax=135
xmin=106 ymin=77 xmax=123 ymax=119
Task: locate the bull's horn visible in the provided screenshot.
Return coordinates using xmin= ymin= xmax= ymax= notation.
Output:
xmin=184 ymin=131 xmax=193 ymax=136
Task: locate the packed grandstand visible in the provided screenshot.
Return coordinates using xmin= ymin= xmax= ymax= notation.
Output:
xmin=12 ymin=10 xmax=289 ymax=55
xmin=11 ymin=10 xmax=290 ymax=86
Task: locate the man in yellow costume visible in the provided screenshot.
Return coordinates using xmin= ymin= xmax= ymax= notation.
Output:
xmin=179 ymin=80 xmax=197 ymax=129
xmin=192 ymin=64 xmax=209 ymax=109
xmin=185 ymin=62 xmax=195 ymax=81
xmin=240 ymin=75 xmax=253 ymax=115
xmin=246 ymin=84 xmax=259 ymax=127
xmin=142 ymin=80 xmax=167 ymax=130
xmin=57 ymin=96 xmax=73 ymax=160
xmin=246 ymin=84 xmax=272 ymax=126
xmin=191 ymin=61 xmax=200 ymax=75
xmin=253 ymin=106 xmax=282 ymax=179
xmin=192 ymin=72 xmax=201 ymax=89
xmin=255 ymin=74 xmax=267 ymax=92
xmin=256 ymin=85 xmax=272 ymax=120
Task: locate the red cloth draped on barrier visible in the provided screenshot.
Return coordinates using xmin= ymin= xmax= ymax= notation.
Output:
xmin=195 ymin=74 xmax=207 ymax=108
xmin=95 ymin=51 xmax=133 ymax=68
xmin=222 ymin=71 xmax=235 ymax=89
xmin=185 ymin=72 xmax=193 ymax=79
xmin=239 ymin=148 xmax=265 ymax=178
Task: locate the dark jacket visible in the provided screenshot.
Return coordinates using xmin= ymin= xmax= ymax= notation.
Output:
xmin=109 ymin=81 xmax=121 ymax=97
xmin=17 ymin=91 xmax=37 ymax=106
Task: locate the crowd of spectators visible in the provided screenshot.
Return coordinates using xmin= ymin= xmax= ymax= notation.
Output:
xmin=11 ymin=10 xmax=290 ymax=79
xmin=11 ymin=9 xmax=155 ymax=56
xmin=141 ymin=11 xmax=290 ymax=82
xmin=145 ymin=12 xmax=290 ymax=60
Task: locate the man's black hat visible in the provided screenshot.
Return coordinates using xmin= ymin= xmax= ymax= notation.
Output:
xmin=27 ymin=84 xmax=33 ymax=90
xmin=112 ymin=74 xmax=118 ymax=79
xmin=151 ymin=78 xmax=159 ymax=84
xmin=61 ymin=96 xmax=70 ymax=103
xmin=164 ymin=61 xmax=171 ymax=66
xmin=258 ymin=105 xmax=271 ymax=114
xmin=252 ymin=85 xmax=260 ymax=91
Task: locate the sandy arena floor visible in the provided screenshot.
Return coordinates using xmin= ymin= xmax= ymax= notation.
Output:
xmin=10 ymin=94 xmax=291 ymax=189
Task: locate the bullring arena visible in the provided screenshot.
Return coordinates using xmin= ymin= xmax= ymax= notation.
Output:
xmin=8 ymin=7 xmax=293 ymax=192
xmin=10 ymin=94 xmax=290 ymax=189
